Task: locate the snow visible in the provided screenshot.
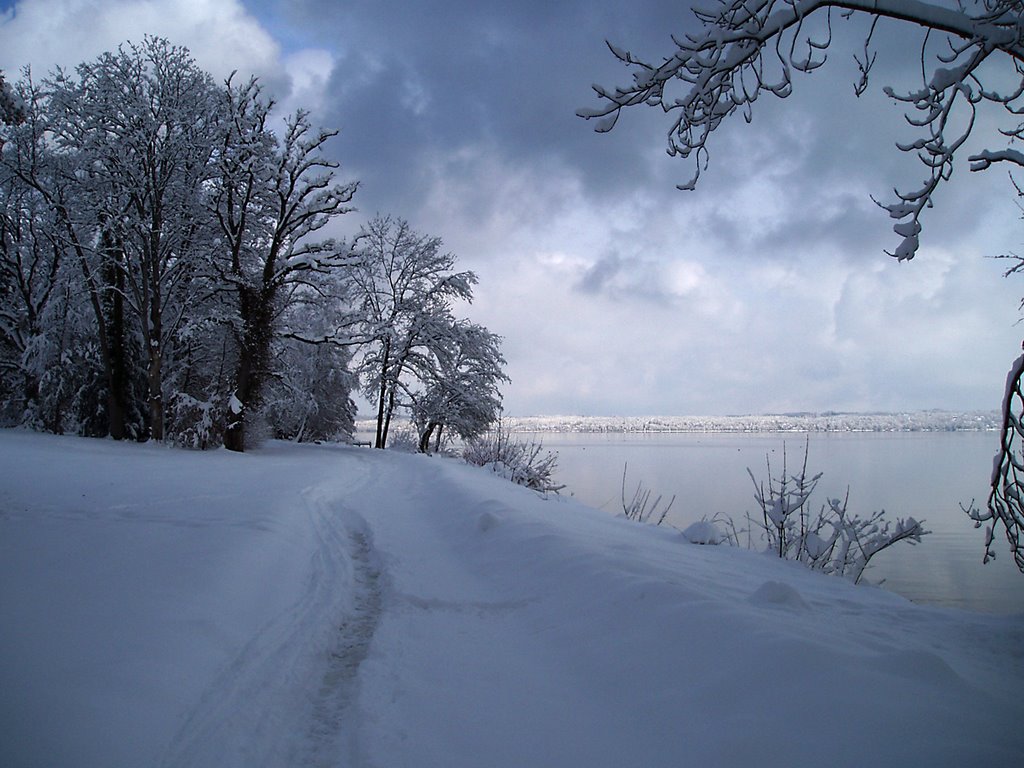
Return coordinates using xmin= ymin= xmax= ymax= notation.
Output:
xmin=1 ymin=430 xmax=1022 ymax=767
xmin=681 ymin=518 xmax=725 ymax=544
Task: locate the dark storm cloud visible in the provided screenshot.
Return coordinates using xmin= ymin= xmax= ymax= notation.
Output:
xmin=275 ymin=0 xmax=696 ymax=215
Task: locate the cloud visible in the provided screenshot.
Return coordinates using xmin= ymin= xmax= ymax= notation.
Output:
xmin=276 ymin=47 xmax=336 ymax=115
xmin=0 ymin=1 xmax=270 ymax=75
xmin=0 ymin=0 xmax=354 ymax=149
xmin=577 ymin=252 xmax=627 ymax=296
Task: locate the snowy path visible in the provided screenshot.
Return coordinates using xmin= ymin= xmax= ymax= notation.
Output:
xmin=1 ymin=432 xmax=1023 ymax=768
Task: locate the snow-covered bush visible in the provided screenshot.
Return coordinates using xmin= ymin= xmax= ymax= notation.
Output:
xmin=169 ymin=393 xmax=222 ymax=450
xmin=686 ymin=512 xmax=743 ymax=547
xmin=463 ymin=422 xmax=564 ymax=494
xmin=681 ymin=519 xmax=727 ymax=545
xmin=745 ymin=441 xmax=929 ymax=583
xmin=383 ymin=422 xmax=420 ymax=453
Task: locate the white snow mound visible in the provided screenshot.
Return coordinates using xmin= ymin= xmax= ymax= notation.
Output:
xmin=681 ymin=518 xmax=725 ymax=544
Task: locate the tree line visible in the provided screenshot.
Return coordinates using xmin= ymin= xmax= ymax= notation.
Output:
xmin=0 ymin=38 xmax=507 ymax=452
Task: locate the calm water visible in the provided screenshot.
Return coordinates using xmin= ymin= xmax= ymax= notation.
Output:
xmin=523 ymin=430 xmax=1024 ymax=615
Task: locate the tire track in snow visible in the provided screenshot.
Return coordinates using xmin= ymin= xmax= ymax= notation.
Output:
xmin=158 ymin=457 xmax=383 ymax=768
xmin=302 ymin=520 xmax=385 ymax=767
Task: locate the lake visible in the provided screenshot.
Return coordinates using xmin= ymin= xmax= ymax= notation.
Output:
xmin=520 ymin=430 xmax=1023 ymax=615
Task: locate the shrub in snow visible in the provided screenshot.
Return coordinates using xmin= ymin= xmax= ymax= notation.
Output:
xmin=463 ymin=422 xmax=564 ymax=494
xmin=169 ymin=393 xmax=222 ymax=450
xmin=385 ymin=423 xmax=421 ymax=453
xmin=620 ymin=463 xmax=675 ymax=525
xmin=744 ymin=439 xmax=929 ymax=584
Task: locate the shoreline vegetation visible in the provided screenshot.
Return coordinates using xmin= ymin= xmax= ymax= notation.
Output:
xmin=357 ymin=410 xmax=1000 ymax=436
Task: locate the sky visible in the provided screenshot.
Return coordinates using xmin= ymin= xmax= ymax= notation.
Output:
xmin=2 ymin=0 xmax=1023 ymax=417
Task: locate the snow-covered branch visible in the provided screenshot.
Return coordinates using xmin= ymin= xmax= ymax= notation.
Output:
xmin=581 ymin=0 xmax=1024 ymax=260
xmin=964 ymin=352 xmax=1024 ymax=569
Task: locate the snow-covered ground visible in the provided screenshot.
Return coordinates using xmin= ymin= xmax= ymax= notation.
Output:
xmin=1 ymin=430 xmax=1021 ymax=767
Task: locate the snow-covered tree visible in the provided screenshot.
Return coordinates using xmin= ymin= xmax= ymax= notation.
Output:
xmin=44 ymin=38 xmax=222 ymax=440
xmin=581 ymin=1 xmax=1024 ymax=572
xmin=1 ymin=70 xmax=139 ymax=439
xmin=1 ymin=40 xmax=361 ymax=449
xmin=411 ymin=320 xmax=509 ymax=453
xmin=350 ymin=216 xmax=477 ymax=449
xmin=259 ymin=276 xmax=359 ymax=444
xmin=0 ymin=77 xmax=63 ymax=427
xmin=264 ymin=337 xmax=357 ymax=443
xmin=0 ymin=70 xmax=23 ymax=125
xmin=966 ymin=351 xmax=1024 ymax=570
xmin=0 ymin=72 xmax=122 ymax=436
xmin=208 ymin=76 xmax=358 ymax=452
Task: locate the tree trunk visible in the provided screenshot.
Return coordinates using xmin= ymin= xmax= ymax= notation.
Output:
xmin=224 ymin=347 xmax=253 ymax=452
xmin=146 ymin=285 xmax=164 ymax=441
xmin=224 ymin=289 xmax=274 ymax=452
xmin=374 ymin=339 xmax=391 ymax=449
xmin=418 ymin=422 xmax=436 ymax=454
xmin=100 ymin=240 xmax=130 ymax=440
xmin=223 ymin=392 xmax=246 ymax=452
xmin=147 ymin=345 xmax=163 ymax=441
xmin=374 ymin=382 xmax=387 ymax=449
xmin=381 ymin=383 xmax=397 ymax=449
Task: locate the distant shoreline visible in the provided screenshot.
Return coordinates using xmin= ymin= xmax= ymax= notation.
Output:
xmin=355 ymin=411 xmax=1002 ymax=435
xmin=494 ymin=411 xmax=1001 ymax=434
